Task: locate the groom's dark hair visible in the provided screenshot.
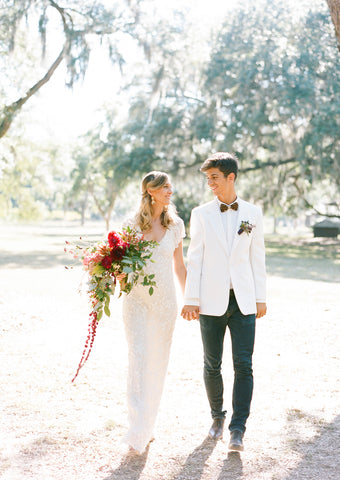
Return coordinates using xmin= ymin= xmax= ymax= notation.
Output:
xmin=200 ymin=152 xmax=238 ymax=180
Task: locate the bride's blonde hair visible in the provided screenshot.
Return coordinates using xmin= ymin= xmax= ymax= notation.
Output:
xmin=135 ymin=171 xmax=176 ymax=232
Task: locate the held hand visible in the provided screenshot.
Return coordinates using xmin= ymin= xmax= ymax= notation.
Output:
xmin=256 ymin=302 xmax=267 ymax=318
xmin=116 ymin=273 xmax=127 ymax=291
xmin=181 ymin=305 xmax=200 ymax=321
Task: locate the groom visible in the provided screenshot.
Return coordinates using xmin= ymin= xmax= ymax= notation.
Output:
xmin=181 ymin=152 xmax=267 ymax=451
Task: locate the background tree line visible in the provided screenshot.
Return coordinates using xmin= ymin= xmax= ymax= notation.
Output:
xmin=0 ymin=0 xmax=339 ymax=228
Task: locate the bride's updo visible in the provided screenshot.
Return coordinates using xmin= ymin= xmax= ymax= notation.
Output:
xmin=135 ymin=171 xmax=176 ymax=232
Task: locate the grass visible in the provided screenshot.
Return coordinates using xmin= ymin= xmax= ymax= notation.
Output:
xmin=264 ymin=234 xmax=339 ymax=283
xmin=265 ymin=235 xmax=339 ymax=260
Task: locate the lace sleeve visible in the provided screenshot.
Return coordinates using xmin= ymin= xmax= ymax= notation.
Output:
xmin=173 ymin=216 xmax=185 ymax=248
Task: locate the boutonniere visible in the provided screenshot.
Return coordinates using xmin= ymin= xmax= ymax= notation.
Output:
xmin=238 ymin=220 xmax=255 ymax=235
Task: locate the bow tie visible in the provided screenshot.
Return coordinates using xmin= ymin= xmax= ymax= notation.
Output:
xmin=220 ymin=202 xmax=238 ymax=212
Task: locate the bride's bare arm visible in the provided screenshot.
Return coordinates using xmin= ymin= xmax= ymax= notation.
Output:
xmin=173 ymin=241 xmax=187 ymax=295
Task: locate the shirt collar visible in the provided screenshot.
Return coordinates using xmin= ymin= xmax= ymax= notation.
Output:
xmin=216 ymin=196 xmax=238 ymax=207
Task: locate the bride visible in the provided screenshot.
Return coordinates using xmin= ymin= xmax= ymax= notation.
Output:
xmin=122 ymin=171 xmax=186 ymax=453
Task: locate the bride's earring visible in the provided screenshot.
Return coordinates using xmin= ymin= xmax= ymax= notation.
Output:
xmin=151 ymin=196 xmax=155 ymax=205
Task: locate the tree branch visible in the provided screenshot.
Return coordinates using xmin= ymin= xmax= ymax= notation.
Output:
xmin=293 ymin=177 xmax=340 ymax=219
xmin=0 ymin=0 xmax=74 ymax=139
xmin=326 ymin=0 xmax=340 ymax=51
xmin=0 ymin=45 xmax=67 ymax=138
xmin=241 ymin=157 xmax=298 ymax=172
xmin=49 ymin=0 xmax=73 ymax=32
xmin=183 ymin=155 xmax=299 ymax=171
xmin=0 ymin=0 xmax=140 ymax=139
xmin=300 ymin=196 xmax=339 ymax=219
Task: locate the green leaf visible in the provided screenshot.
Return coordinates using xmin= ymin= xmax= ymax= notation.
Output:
xmin=97 ymin=290 xmax=104 ymax=301
xmin=122 ymin=258 xmax=132 ymax=264
xmin=104 ymin=304 xmax=111 ymax=317
xmin=149 ymin=286 xmax=154 ymax=295
xmin=123 ymin=266 xmax=133 ymax=273
xmin=92 ymin=264 xmax=105 ymax=275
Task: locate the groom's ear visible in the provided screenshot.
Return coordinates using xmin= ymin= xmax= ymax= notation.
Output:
xmin=227 ymin=172 xmax=235 ymax=182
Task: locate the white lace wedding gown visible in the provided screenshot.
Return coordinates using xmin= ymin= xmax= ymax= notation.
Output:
xmin=122 ymin=217 xmax=185 ymax=453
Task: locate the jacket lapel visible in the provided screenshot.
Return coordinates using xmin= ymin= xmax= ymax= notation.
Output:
xmin=230 ymin=199 xmax=246 ymax=255
xmin=205 ymin=199 xmax=230 ymax=255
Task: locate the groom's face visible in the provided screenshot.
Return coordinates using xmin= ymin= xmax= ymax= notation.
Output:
xmin=205 ymin=168 xmax=229 ymax=197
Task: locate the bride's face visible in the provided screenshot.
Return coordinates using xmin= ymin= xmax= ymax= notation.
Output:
xmin=150 ymin=181 xmax=173 ymax=206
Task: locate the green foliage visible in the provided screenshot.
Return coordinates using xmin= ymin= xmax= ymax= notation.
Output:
xmin=192 ymin=1 xmax=340 ymax=215
xmin=0 ymin=0 xmax=141 ymax=88
xmin=69 ymin=0 xmax=339 ymax=222
xmin=172 ymin=190 xmax=202 ymax=232
xmin=1 ymin=0 xmax=339 ymax=223
xmin=0 ymin=135 xmax=69 ymax=221
xmin=0 ymin=0 xmax=146 ymax=138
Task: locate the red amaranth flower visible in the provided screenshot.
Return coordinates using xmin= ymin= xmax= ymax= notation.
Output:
xmin=71 ymin=311 xmax=98 ymax=383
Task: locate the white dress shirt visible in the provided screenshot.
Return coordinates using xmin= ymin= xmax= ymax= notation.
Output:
xmin=217 ymin=197 xmax=239 ymax=289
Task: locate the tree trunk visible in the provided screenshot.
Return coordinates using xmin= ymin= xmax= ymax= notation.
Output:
xmin=90 ymin=187 xmax=117 ymax=232
xmin=104 ymin=202 xmax=115 ymax=232
xmin=327 ymin=0 xmax=340 ymax=50
xmin=80 ymin=193 xmax=88 ymax=226
xmin=273 ymin=216 xmax=278 ymax=234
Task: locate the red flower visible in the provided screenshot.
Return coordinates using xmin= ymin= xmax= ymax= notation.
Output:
xmin=108 ymin=231 xmax=122 ymax=248
xmin=111 ymin=247 xmax=124 ymax=261
xmin=101 ymin=255 xmax=113 ymax=269
xmin=110 ymin=242 xmax=128 ymax=261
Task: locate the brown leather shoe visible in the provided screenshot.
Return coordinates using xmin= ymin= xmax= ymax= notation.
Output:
xmin=228 ymin=430 xmax=244 ymax=451
xmin=208 ymin=418 xmax=225 ymax=440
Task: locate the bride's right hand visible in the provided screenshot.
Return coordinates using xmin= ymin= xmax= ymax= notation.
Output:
xmin=181 ymin=305 xmax=200 ymax=321
xmin=116 ymin=272 xmax=127 ymax=291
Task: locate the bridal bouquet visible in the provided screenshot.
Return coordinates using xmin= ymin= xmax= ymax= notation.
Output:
xmin=65 ymin=226 xmax=157 ymax=382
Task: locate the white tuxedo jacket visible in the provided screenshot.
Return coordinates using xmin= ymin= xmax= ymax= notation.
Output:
xmin=184 ymin=198 xmax=266 ymax=316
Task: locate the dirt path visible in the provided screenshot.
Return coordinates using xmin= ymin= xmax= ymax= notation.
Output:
xmin=0 ymin=223 xmax=339 ymax=480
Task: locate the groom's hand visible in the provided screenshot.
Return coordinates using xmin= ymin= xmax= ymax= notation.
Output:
xmin=256 ymin=302 xmax=267 ymax=318
xmin=181 ymin=305 xmax=200 ymax=321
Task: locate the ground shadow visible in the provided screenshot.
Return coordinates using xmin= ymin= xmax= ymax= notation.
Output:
xmin=283 ymin=412 xmax=340 ymax=480
xmin=266 ymin=256 xmax=339 ymax=283
xmin=172 ymin=437 xmax=218 ymax=480
xmin=104 ymin=445 xmax=149 ymax=480
xmin=265 ymin=237 xmax=340 ymax=283
xmin=0 ymin=250 xmax=67 ymax=269
xmin=217 ymin=451 xmax=243 ymax=480
xmin=0 ymin=230 xmax=102 ymax=269
xmin=0 ymin=435 xmax=59 ymax=478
